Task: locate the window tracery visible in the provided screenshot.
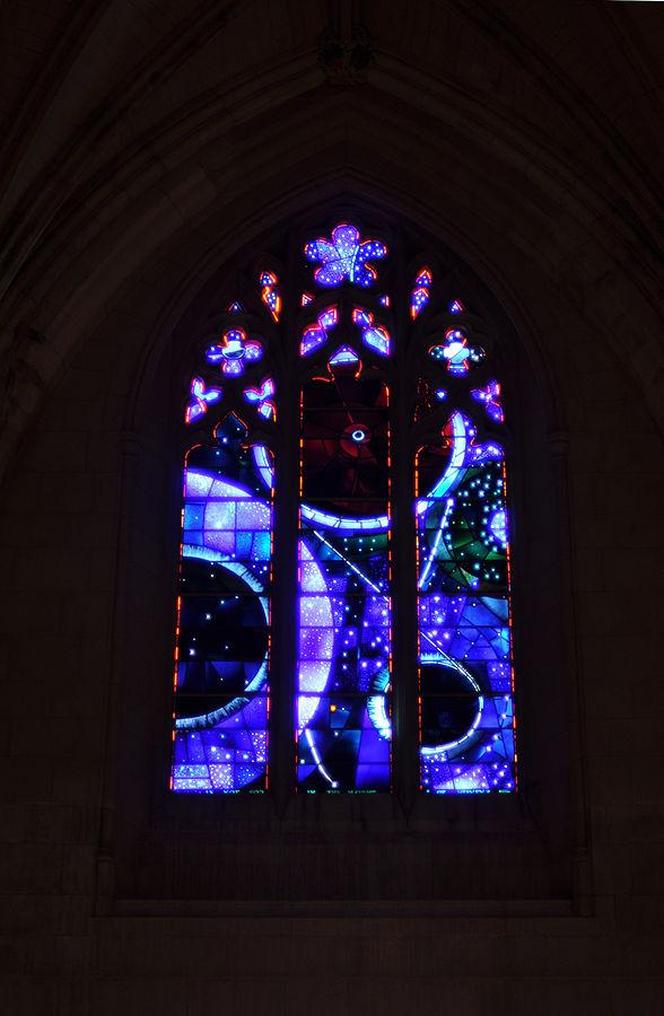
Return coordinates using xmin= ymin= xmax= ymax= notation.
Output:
xmin=170 ymin=219 xmax=517 ymax=796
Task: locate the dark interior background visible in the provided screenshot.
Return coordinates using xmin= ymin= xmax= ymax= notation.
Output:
xmin=0 ymin=2 xmax=662 ymax=1013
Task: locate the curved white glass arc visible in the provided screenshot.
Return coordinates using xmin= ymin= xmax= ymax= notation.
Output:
xmin=416 ymin=411 xmax=468 ymax=514
xmin=416 ymin=406 xmax=516 ymax=795
xmin=171 ymin=465 xmax=273 ymax=794
xmin=296 ymin=362 xmax=393 ymax=793
xmin=252 ymin=444 xmax=389 ymax=532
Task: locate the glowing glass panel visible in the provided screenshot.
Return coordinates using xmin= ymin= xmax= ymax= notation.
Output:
xmin=352 ymin=307 xmax=391 ymax=356
xmin=243 ymin=376 xmax=276 ymax=421
xmin=410 ymin=266 xmax=432 ymax=319
xmin=174 ymin=220 xmax=518 ymax=800
xmin=297 ymin=355 xmax=392 ymax=792
xmin=259 ymin=271 xmax=282 ymax=321
xmin=471 ymin=380 xmax=504 ymax=424
xmin=304 ymin=222 xmax=387 ymax=289
xmin=205 ymin=328 xmax=263 ymax=377
xmin=429 ymin=329 xmax=484 ymax=375
xmin=171 ymin=413 xmax=274 ymax=793
xmin=300 ymin=305 xmax=338 ymax=357
xmin=185 ymin=377 xmax=222 ymax=424
xmin=415 ymin=407 xmax=516 ymax=794
xmin=328 ymin=344 xmax=360 ymax=368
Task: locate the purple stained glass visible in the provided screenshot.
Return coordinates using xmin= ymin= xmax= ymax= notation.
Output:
xmin=243 ymin=376 xmax=276 ymax=421
xmin=410 ymin=266 xmax=432 ymax=319
xmin=185 ymin=376 xmax=222 ymax=424
xmin=297 ymin=354 xmax=392 ymax=792
xmin=328 ymin=344 xmax=360 ymax=369
xmin=415 ymin=397 xmax=516 ymax=794
xmin=171 ymin=413 xmax=274 ymax=793
xmin=304 ymin=222 xmax=387 ymax=289
xmin=300 ymin=305 xmax=338 ymax=357
xmin=429 ymin=329 xmax=484 ymax=375
xmin=259 ymin=271 xmax=281 ymax=321
xmin=205 ymin=328 xmax=263 ymax=377
xmin=352 ymin=307 xmax=391 ymax=356
xmin=173 ymin=218 xmax=517 ymax=800
xmin=471 ymin=380 xmax=504 ymax=424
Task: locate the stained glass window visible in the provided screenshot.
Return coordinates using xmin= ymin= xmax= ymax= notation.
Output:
xmin=297 ymin=347 xmax=392 ymax=792
xmin=170 ymin=218 xmax=517 ymax=796
xmin=171 ymin=320 xmax=275 ymax=793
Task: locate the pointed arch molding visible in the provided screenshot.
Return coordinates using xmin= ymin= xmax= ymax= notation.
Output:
xmin=2 ymin=39 xmax=664 ymax=475
xmin=93 ymin=201 xmax=590 ymax=909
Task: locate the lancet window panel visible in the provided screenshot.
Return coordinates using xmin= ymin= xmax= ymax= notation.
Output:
xmin=169 ymin=218 xmax=518 ymax=796
xmin=297 ymin=301 xmax=394 ymax=794
xmin=414 ymin=347 xmax=516 ymax=794
xmin=171 ymin=308 xmax=276 ymax=793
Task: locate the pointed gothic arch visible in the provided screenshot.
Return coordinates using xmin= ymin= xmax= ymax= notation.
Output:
xmin=170 ymin=214 xmax=518 ymax=798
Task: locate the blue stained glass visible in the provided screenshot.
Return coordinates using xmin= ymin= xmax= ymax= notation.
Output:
xmin=410 ymin=266 xmax=432 ymax=319
xmin=243 ymin=376 xmax=276 ymax=421
xmin=416 ymin=397 xmax=516 ymax=794
xmin=185 ymin=377 xmax=222 ymax=424
xmin=173 ymin=696 xmax=268 ymax=792
xmin=328 ymin=345 xmax=360 ymax=368
xmin=471 ymin=380 xmax=504 ymax=423
xmin=304 ymin=222 xmax=387 ymax=288
xmin=352 ymin=307 xmax=391 ymax=356
xmin=429 ymin=329 xmax=484 ymax=375
xmin=174 ymin=219 xmax=517 ymax=800
xmin=171 ymin=414 xmax=274 ymax=793
xmin=300 ymin=305 xmax=338 ymax=357
xmin=259 ymin=271 xmax=281 ymax=321
xmin=297 ymin=356 xmax=392 ymax=792
xmin=205 ymin=329 xmax=263 ymax=376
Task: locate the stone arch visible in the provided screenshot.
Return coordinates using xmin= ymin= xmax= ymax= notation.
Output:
xmin=79 ymin=189 xmax=585 ymax=905
xmin=2 ymin=4 xmax=663 ymax=1006
xmin=3 ymin=56 xmax=664 ymax=476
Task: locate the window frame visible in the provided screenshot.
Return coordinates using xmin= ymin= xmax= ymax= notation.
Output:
xmin=103 ymin=205 xmax=581 ymax=906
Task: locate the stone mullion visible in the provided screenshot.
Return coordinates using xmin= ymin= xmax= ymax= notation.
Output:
xmin=269 ymin=278 xmax=300 ymax=816
xmin=390 ymin=250 xmax=420 ymax=814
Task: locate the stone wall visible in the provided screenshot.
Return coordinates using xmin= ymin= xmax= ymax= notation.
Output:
xmin=0 ymin=3 xmax=663 ymax=1012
